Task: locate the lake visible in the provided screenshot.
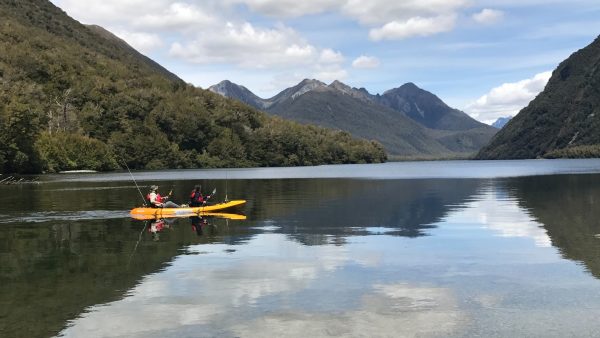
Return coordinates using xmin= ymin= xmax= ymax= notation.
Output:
xmin=3 ymin=159 xmax=600 ymax=337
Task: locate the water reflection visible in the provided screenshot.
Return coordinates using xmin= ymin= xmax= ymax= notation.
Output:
xmin=0 ymin=216 xmax=245 ymax=338
xmin=58 ymin=235 xmax=465 ymax=338
xmin=504 ymin=175 xmax=600 ymax=278
xmin=447 ymin=184 xmax=552 ymax=247
xmin=3 ymin=173 xmax=600 ymax=337
xmin=245 ymin=179 xmax=484 ymax=245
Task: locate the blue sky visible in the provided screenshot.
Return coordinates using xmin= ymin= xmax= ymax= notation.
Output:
xmin=50 ymin=0 xmax=600 ymax=123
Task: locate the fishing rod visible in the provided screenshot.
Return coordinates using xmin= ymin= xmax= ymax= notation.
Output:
xmin=225 ymin=170 xmax=229 ymax=202
xmin=122 ymin=158 xmax=147 ymax=206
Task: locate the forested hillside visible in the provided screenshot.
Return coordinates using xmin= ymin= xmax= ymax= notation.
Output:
xmin=0 ymin=0 xmax=385 ymax=174
xmin=477 ymin=35 xmax=600 ymax=159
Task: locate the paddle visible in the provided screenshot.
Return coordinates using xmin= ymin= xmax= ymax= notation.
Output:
xmin=195 ymin=188 xmax=217 ymax=216
xmin=194 ymin=188 xmax=217 ymax=208
xmin=203 ymin=188 xmax=217 ymax=205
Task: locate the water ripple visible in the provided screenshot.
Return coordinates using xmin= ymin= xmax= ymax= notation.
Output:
xmin=0 ymin=210 xmax=130 ymax=224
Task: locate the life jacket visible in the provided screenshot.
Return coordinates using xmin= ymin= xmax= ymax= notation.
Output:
xmin=190 ymin=191 xmax=204 ymax=205
xmin=147 ymin=193 xmax=163 ymax=207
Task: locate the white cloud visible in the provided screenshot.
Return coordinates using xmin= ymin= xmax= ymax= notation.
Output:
xmin=167 ymin=20 xmax=348 ymax=79
xmin=465 ymin=71 xmax=552 ymax=124
xmin=369 ymin=15 xmax=457 ymax=41
xmin=352 ymin=55 xmax=380 ymax=69
xmin=169 ymin=22 xmax=319 ymax=68
xmin=226 ymin=0 xmax=470 ymax=40
xmin=54 ymin=0 xmax=219 ymax=54
xmin=113 ymin=30 xmax=164 ymax=53
xmin=472 ymin=9 xmax=504 ymax=25
xmin=313 ymin=67 xmax=348 ymax=82
xmin=55 ymin=0 xmax=171 ymax=25
xmin=319 ymin=49 xmax=345 ymax=64
xmin=341 ymin=0 xmax=468 ymax=25
xmin=229 ymin=0 xmax=343 ymax=17
xmin=132 ymin=2 xmax=217 ymax=30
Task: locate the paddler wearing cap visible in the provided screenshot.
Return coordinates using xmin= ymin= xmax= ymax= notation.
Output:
xmin=147 ymin=185 xmax=181 ymax=208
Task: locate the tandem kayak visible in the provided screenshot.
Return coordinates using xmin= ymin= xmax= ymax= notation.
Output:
xmin=130 ymin=211 xmax=247 ymax=221
xmin=130 ymin=200 xmax=246 ymax=219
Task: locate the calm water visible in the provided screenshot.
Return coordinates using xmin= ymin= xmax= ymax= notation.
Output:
xmin=3 ymin=160 xmax=600 ymax=337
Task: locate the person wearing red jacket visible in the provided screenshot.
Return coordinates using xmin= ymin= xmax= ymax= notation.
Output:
xmin=190 ymin=185 xmax=212 ymax=207
xmin=147 ymin=185 xmax=180 ymax=208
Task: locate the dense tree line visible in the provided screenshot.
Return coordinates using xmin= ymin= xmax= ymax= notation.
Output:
xmin=0 ymin=0 xmax=386 ymax=174
xmin=543 ymin=145 xmax=600 ymax=159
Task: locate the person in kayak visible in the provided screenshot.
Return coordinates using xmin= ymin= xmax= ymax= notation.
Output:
xmin=189 ymin=185 xmax=212 ymax=207
xmin=147 ymin=185 xmax=180 ymax=208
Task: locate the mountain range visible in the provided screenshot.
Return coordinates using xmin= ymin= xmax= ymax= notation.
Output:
xmin=478 ymin=35 xmax=600 ymax=159
xmin=210 ymin=79 xmax=497 ymax=157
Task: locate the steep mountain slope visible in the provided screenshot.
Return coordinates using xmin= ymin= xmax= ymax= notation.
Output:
xmin=477 ymin=36 xmax=600 ymax=159
xmin=86 ymin=24 xmax=182 ymax=83
xmin=376 ymin=83 xmax=486 ymax=131
xmin=268 ymin=85 xmax=449 ymax=156
xmin=0 ymin=0 xmax=386 ymax=173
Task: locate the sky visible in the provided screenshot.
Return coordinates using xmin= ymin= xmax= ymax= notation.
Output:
xmin=49 ymin=0 xmax=600 ymax=124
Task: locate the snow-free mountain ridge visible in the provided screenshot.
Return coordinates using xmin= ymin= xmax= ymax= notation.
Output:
xmin=210 ymin=79 xmax=497 ymax=157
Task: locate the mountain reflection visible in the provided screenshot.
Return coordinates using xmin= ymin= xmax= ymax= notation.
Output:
xmin=244 ymin=179 xmax=484 ymax=245
xmin=503 ymin=174 xmax=600 ymax=279
xmin=9 ymin=174 xmax=600 ymax=337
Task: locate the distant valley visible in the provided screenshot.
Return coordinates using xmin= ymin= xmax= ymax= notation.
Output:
xmin=210 ymin=79 xmax=497 ymax=158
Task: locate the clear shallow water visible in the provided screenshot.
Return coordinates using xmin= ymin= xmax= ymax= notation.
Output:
xmin=2 ymin=160 xmax=600 ymax=337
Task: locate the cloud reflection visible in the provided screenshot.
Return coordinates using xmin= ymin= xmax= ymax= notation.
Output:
xmin=58 ymin=235 xmax=462 ymax=337
xmin=442 ymin=186 xmax=552 ymax=247
xmin=230 ymin=283 xmax=462 ymax=338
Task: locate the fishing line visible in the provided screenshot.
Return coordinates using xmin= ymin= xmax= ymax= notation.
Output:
xmin=121 ymin=158 xmax=147 ymax=206
xmin=225 ymin=169 xmax=229 ymax=202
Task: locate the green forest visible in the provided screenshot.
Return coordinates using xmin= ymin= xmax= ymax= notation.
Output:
xmin=0 ymin=0 xmax=386 ymax=174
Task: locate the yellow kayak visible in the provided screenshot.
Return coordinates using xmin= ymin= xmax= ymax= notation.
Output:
xmin=130 ymin=211 xmax=247 ymax=221
xmin=130 ymin=200 xmax=246 ymax=218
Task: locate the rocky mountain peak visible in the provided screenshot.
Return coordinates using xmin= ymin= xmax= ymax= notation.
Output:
xmin=208 ymin=80 xmax=265 ymax=109
xmin=290 ymin=79 xmax=326 ymax=99
xmin=328 ymin=80 xmax=374 ymax=102
xmin=208 ymin=80 xmax=236 ymax=95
